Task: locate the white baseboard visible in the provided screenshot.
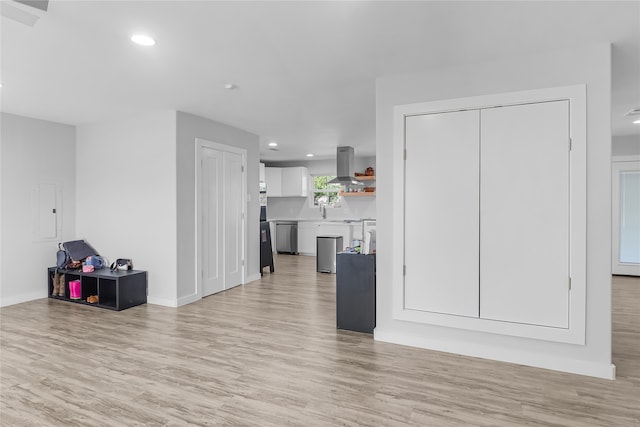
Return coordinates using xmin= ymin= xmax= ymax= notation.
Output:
xmin=171 ymin=276 xmax=263 ymax=307
xmin=374 ymin=329 xmax=616 ymax=380
xmin=147 ymin=296 xmax=178 ymax=307
xmin=245 ymin=273 xmax=261 ymax=284
xmin=0 ymin=291 xmax=48 ymax=307
xmin=176 ymin=293 xmax=200 ymax=307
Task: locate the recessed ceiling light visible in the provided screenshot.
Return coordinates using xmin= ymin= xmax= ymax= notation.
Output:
xmin=634 ymin=119 xmax=640 ymax=124
xmin=224 ymin=83 xmax=237 ymax=90
xmin=131 ymin=34 xmax=156 ymax=46
xmin=268 ymin=142 xmax=278 ymax=147
xmin=306 ymin=154 xmax=314 ymax=157
xmin=0 ymin=82 xmax=3 ymax=88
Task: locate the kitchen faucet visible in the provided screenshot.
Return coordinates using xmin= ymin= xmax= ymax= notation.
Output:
xmin=319 ymin=204 xmax=327 ymax=219
xmin=318 ymin=195 xmax=329 ymax=219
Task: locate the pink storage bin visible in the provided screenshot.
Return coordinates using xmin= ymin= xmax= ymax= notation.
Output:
xmin=69 ymin=280 xmax=81 ymax=300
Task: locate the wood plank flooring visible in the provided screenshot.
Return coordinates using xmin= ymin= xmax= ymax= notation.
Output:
xmin=1 ymin=255 xmax=638 ymax=426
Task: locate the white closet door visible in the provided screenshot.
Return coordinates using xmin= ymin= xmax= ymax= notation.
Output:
xmin=480 ymin=101 xmax=570 ymax=328
xmin=404 ymin=110 xmax=480 ymax=317
xmin=224 ymin=151 xmax=244 ymax=289
xmin=202 ymin=147 xmax=224 ymax=296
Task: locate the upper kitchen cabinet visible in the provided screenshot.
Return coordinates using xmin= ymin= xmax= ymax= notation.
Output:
xmin=259 ymin=163 xmax=266 ymax=183
xmin=265 ymin=167 xmax=308 ymax=197
xmin=265 ymin=167 xmax=282 ymax=197
xmin=282 ymin=167 xmax=309 ymax=197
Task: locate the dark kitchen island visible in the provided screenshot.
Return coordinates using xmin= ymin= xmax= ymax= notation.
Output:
xmin=336 ymin=253 xmax=376 ymax=333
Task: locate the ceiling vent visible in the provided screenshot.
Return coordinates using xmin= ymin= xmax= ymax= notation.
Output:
xmin=14 ymin=0 xmax=49 ymax=11
xmin=1 ymin=0 xmax=48 ymax=27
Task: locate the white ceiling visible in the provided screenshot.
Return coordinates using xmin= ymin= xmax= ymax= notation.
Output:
xmin=1 ymin=1 xmax=639 ymax=161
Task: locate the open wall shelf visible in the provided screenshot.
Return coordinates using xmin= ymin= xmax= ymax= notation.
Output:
xmin=341 ymin=175 xmax=376 ymax=196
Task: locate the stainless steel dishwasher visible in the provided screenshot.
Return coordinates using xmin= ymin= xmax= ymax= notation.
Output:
xmin=275 ymin=221 xmax=298 ymax=254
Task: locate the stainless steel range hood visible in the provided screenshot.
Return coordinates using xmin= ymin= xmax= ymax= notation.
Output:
xmin=328 ymin=146 xmax=363 ymax=186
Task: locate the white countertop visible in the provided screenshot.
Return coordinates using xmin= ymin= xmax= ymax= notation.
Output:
xmin=268 ymin=219 xmax=366 ymax=224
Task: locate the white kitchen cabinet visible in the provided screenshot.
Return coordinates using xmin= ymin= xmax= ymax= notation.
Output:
xmin=298 ymin=221 xmax=320 ymax=255
xmin=265 ymin=167 xmax=308 ymax=197
xmin=298 ymin=221 xmax=362 ymax=255
xmin=317 ymin=223 xmax=352 ymax=251
xmin=351 ymin=222 xmax=364 ymax=240
xmin=259 ymin=162 xmax=266 ymax=183
xmin=281 ymin=167 xmax=309 ymax=197
xmin=265 ymin=167 xmax=282 ymax=197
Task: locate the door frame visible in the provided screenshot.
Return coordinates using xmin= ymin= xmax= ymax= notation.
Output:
xmin=612 ymin=157 xmax=640 ymax=276
xmin=195 ymin=138 xmax=247 ymax=299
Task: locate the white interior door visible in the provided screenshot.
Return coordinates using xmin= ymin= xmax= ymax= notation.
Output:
xmin=404 ymin=110 xmax=480 ymax=317
xmin=199 ymin=142 xmax=246 ymax=298
xmin=202 ymin=147 xmax=224 ymax=296
xmin=613 ymin=161 xmax=640 ymax=276
xmin=224 ymin=151 xmax=243 ymax=289
xmin=480 ymin=101 xmax=570 ymax=328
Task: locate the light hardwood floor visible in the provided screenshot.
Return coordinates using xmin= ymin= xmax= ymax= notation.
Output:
xmin=1 ymin=255 xmax=638 ymax=426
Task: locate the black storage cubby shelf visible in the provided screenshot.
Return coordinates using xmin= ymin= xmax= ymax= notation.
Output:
xmin=48 ymin=267 xmax=147 ymax=311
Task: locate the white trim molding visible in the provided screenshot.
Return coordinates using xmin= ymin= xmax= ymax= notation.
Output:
xmin=244 ymin=273 xmax=262 ymax=284
xmin=0 ymin=291 xmax=48 ymax=307
xmin=374 ymin=329 xmax=615 ymax=380
xmin=146 ymin=296 xmax=178 ymax=308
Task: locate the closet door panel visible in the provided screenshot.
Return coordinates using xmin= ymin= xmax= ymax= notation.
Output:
xmin=480 ymin=101 xmax=570 ymax=328
xmin=404 ymin=110 xmax=480 ymax=317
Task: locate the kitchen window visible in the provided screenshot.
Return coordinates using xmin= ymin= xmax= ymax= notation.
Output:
xmin=311 ymin=175 xmax=341 ymax=207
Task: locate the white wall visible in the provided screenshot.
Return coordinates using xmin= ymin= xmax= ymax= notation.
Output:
xmin=376 ymin=44 xmax=614 ymax=378
xmin=0 ymin=113 xmax=76 ymax=306
xmin=612 ymin=135 xmax=640 ymax=157
xmin=176 ymin=111 xmax=261 ymax=306
xmin=76 ymin=111 xmax=177 ymax=306
xmin=264 ymin=157 xmax=377 ymax=220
